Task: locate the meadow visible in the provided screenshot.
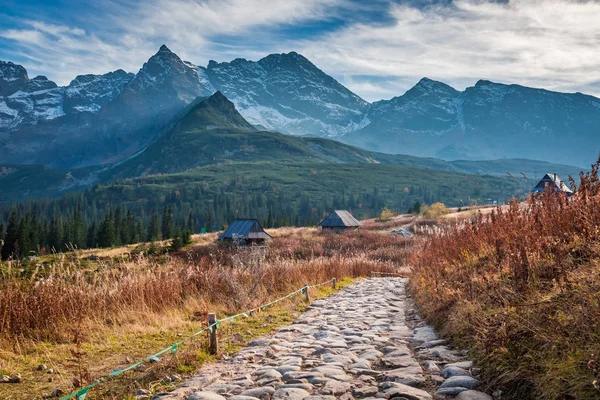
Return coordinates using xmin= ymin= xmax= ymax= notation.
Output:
xmin=0 ymin=226 xmax=412 ymax=399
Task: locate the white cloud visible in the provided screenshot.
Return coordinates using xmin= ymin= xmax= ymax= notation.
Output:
xmin=1 ymin=0 xmax=600 ymax=101
xmin=299 ymin=0 xmax=600 ymax=100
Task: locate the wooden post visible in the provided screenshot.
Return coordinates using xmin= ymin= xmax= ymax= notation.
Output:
xmin=332 ymin=278 xmax=337 ymax=289
xmin=208 ymin=312 xmax=218 ymax=355
xmin=304 ymin=285 xmax=310 ymax=302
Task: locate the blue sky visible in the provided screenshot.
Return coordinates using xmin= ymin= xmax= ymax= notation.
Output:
xmin=1 ymin=0 xmax=599 ymax=101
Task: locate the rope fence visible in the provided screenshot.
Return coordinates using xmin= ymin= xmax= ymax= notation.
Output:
xmin=60 ymin=278 xmax=337 ymax=400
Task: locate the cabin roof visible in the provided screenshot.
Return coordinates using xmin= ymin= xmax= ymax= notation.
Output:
xmin=533 ymin=173 xmax=573 ymax=194
xmin=218 ymin=219 xmax=271 ymax=240
xmin=319 ymin=210 xmax=361 ymax=228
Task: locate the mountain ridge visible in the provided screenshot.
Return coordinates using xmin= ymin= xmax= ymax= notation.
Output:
xmin=1 ymin=46 xmax=599 ymax=168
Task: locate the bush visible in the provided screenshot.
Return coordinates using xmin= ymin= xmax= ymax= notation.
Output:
xmin=377 ymin=208 xmax=395 ymax=222
xmin=419 ymin=202 xmax=450 ymax=219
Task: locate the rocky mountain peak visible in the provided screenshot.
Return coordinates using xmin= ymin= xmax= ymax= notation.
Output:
xmin=0 ymin=60 xmax=30 ymax=96
xmin=406 ymin=77 xmax=459 ymax=98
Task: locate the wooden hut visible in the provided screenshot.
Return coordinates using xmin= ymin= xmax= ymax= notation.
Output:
xmin=218 ymin=219 xmax=271 ymax=245
xmin=532 ymin=173 xmax=573 ymax=195
xmin=318 ymin=210 xmax=361 ymax=232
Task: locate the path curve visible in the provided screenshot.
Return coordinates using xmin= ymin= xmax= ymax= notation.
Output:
xmin=151 ymin=278 xmax=491 ymax=400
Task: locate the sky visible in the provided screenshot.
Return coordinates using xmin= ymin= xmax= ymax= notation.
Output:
xmin=1 ymin=0 xmax=600 ymax=102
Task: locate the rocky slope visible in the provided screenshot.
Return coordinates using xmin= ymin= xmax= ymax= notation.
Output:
xmin=204 ymin=52 xmax=368 ymax=137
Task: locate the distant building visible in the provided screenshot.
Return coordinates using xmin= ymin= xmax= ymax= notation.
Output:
xmin=532 ymin=173 xmax=574 ymax=195
xmin=318 ymin=210 xmax=361 ymax=232
xmin=218 ymin=219 xmax=271 ymax=245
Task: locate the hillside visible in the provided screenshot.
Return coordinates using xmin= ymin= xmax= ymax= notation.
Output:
xmin=0 ymin=92 xmax=584 ymax=203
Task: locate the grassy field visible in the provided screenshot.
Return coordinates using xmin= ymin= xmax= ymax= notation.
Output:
xmin=0 ymin=225 xmax=412 ymax=399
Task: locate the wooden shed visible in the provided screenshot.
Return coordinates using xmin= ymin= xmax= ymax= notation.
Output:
xmin=218 ymin=219 xmax=271 ymax=245
xmin=532 ymin=173 xmax=573 ymax=195
xmin=318 ymin=210 xmax=361 ymax=232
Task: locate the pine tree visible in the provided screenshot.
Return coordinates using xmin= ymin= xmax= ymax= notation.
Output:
xmin=86 ymin=221 xmax=97 ymax=249
xmin=72 ymin=204 xmax=85 ymax=249
xmin=147 ymin=210 xmax=160 ymax=241
xmin=161 ymin=205 xmax=174 ymax=239
xmin=1 ymin=210 xmax=19 ymax=260
xmin=187 ymin=212 xmax=194 ymax=234
xmin=0 ymin=222 xmax=4 ymax=243
xmin=97 ymin=213 xmax=116 ymax=248
xmin=17 ymin=214 xmax=33 ymax=257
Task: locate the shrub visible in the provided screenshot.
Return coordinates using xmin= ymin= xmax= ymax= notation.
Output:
xmin=419 ymin=202 xmax=450 ymax=219
xmin=377 ymin=208 xmax=395 ymax=222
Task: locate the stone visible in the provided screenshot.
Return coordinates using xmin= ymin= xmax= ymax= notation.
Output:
xmin=423 ymin=361 xmax=440 ymax=373
xmin=435 ymin=387 xmax=469 ymax=396
xmin=441 ymin=366 xmax=470 ymax=378
xmin=229 ymin=397 xmax=261 ymax=400
xmin=279 ymin=383 xmax=314 ymax=391
xmin=383 ymin=382 xmax=433 ymax=400
xmin=257 ymin=369 xmax=282 ymax=380
xmin=455 ymin=390 xmax=494 ymax=400
xmin=10 ymin=374 xmax=21 ymax=383
xmin=445 ymin=361 xmax=473 ymax=370
xmin=439 ymin=376 xmax=479 ymax=390
xmin=312 ymin=366 xmax=345 ymax=377
xmin=187 ymin=392 xmax=227 ymax=400
xmin=37 ymin=364 xmax=48 ymax=371
xmin=50 ymin=388 xmax=65 ymax=397
xmin=353 ymin=385 xmax=379 ymax=397
xmin=272 ymin=388 xmax=311 ymax=400
xmin=0 ymin=375 xmax=10 ymax=383
xmin=240 ymin=387 xmax=276 ymax=399
xmin=321 ymin=380 xmax=351 ymax=396
xmin=136 ymin=389 xmax=151 ymax=396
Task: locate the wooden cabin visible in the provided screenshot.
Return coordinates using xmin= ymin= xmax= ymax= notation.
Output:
xmin=218 ymin=219 xmax=271 ymax=245
xmin=318 ymin=210 xmax=361 ymax=232
xmin=532 ymin=173 xmax=573 ymax=196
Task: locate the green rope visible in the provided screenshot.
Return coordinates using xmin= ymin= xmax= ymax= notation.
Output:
xmin=60 ymin=278 xmax=338 ymax=400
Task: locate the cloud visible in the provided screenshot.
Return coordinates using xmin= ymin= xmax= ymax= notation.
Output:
xmin=0 ymin=0 xmax=600 ymax=101
xmin=298 ymin=0 xmax=600 ymax=100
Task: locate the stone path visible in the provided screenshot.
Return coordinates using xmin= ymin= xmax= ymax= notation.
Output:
xmin=150 ymin=278 xmax=492 ymax=400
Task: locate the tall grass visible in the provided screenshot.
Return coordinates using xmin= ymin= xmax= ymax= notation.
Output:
xmin=410 ymin=158 xmax=600 ymax=399
xmin=0 ymin=229 xmax=410 ymax=342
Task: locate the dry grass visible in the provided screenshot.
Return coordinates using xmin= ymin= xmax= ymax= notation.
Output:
xmin=0 ymin=228 xmax=411 ymax=399
xmin=410 ymin=159 xmax=600 ymax=399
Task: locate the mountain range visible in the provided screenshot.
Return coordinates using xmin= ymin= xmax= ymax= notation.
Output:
xmin=1 ymin=45 xmax=598 ymax=170
xmin=0 ymin=91 xmax=582 ymax=202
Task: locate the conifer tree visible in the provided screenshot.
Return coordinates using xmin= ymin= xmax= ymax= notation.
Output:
xmin=1 ymin=210 xmax=19 ymax=260
xmin=147 ymin=210 xmax=160 ymax=241
xmin=87 ymin=221 xmax=97 ymax=249
xmin=161 ymin=205 xmax=174 ymax=239
xmin=97 ymin=213 xmax=116 ymax=248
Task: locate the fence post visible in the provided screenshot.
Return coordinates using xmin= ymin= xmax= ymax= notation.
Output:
xmin=208 ymin=312 xmax=218 ymax=355
xmin=332 ymin=278 xmax=337 ymax=289
xmin=304 ymin=285 xmax=310 ymax=302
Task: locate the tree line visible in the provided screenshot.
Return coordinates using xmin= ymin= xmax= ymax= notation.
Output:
xmin=0 ymin=175 xmax=463 ymax=259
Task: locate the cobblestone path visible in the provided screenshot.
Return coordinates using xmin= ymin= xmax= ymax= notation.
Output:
xmin=153 ymin=278 xmax=491 ymax=400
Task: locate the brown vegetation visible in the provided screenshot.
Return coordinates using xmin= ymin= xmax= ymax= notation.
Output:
xmin=410 ymin=159 xmax=600 ymax=399
xmin=0 ymin=227 xmax=411 ymax=399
